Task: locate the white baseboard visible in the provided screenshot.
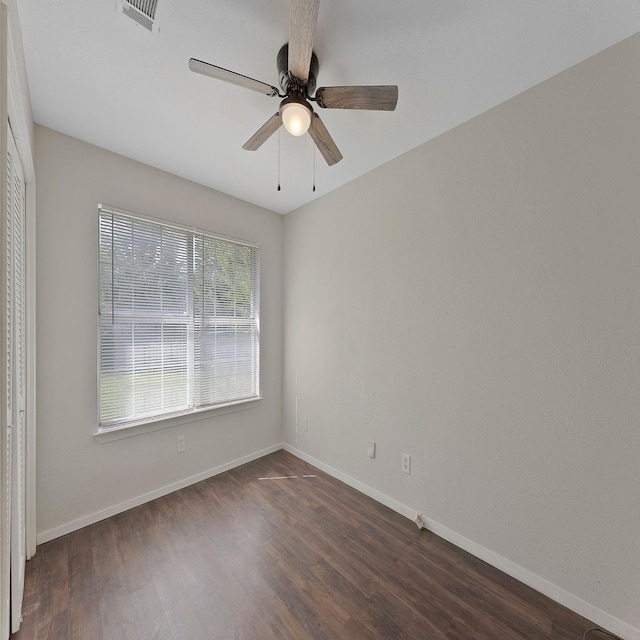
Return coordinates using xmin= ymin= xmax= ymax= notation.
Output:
xmin=36 ymin=442 xmax=283 ymax=545
xmin=283 ymin=443 xmax=640 ymax=640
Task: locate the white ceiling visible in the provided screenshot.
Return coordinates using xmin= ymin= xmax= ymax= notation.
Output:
xmin=16 ymin=1 xmax=640 ymax=214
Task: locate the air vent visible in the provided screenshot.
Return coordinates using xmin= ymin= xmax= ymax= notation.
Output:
xmin=121 ymin=0 xmax=158 ymax=31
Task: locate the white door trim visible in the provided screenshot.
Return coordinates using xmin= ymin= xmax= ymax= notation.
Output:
xmin=0 ymin=5 xmax=11 ymax=637
xmin=5 ymin=0 xmax=35 ymax=563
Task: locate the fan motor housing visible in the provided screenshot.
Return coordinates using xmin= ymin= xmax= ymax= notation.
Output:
xmin=277 ymin=43 xmax=318 ymax=96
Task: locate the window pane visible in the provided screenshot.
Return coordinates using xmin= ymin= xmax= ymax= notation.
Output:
xmin=100 ymin=321 xmax=189 ymax=425
xmin=194 ymin=321 xmax=258 ymax=407
xmin=194 ymin=237 xmax=257 ymax=320
xmin=100 ymin=215 xmax=190 ymax=317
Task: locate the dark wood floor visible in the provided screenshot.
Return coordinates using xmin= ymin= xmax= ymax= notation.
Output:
xmin=13 ymin=450 xmax=602 ymax=639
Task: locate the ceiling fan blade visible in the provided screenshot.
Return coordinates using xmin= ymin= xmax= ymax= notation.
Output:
xmin=189 ymin=58 xmax=279 ymax=97
xmin=315 ymin=85 xmax=399 ymax=111
xmin=288 ymin=0 xmax=319 ymax=83
xmin=242 ymin=113 xmax=282 ymax=151
xmin=308 ymin=113 xmax=343 ymax=166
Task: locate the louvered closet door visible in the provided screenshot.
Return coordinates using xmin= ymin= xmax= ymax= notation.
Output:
xmin=1 ymin=126 xmax=13 ymax=640
xmin=7 ymin=128 xmax=26 ymax=634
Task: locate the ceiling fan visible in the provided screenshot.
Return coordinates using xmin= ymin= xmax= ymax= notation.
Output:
xmin=188 ymin=0 xmax=398 ymax=166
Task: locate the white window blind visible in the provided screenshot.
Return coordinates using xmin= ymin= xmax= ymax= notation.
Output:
xmin=98 ymin=205 xmax=259 ymax=430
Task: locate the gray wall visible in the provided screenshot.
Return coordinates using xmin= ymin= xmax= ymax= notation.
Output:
xmin=35 ymin=126 xmax=283 ymax=539
xmin=283 ymin=35 xmax=640 ymax=634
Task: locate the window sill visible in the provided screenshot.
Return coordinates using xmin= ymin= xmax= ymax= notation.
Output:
xmin=93 ymin=397 xmax=262 ymax=443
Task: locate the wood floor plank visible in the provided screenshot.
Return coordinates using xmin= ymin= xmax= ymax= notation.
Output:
xmin=227 ymin=551 xmax=312 ymax=640
xmin=310 ymin=557 xmax=416 ymax=639
xmin=99 ymin=591 xmax=138 ymax=640
xmin=13 ymin=450 xmax=607 ymax=639
xmin=261 ymin=536 xmax=353 ymax=638
xmin=18 ymin=535 xmax=70 ymax=639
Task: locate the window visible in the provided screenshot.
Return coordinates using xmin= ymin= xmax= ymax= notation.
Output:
xmin=98 ymin=205 xmax=259 ymax=430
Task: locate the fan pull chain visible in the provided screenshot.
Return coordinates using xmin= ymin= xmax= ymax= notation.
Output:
xmin=277 ymin=128 xmax=281 ymax=191
xmin=312 ymin=136 xmax=316 ymax=192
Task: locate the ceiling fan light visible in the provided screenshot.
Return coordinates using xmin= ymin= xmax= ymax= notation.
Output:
xmin=281 ymin=101 xmax=312 ymax=136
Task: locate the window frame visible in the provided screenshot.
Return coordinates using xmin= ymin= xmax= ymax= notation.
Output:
xmin=95 ymin=204 xmax=261 ymax=438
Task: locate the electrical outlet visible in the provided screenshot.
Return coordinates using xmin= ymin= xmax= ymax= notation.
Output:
xmin=303 ymin=418 xmax=309 ymax=432
xmin=177 ymin=435 xmax=186 ymax=453
xmin=367 ymin=440 xmax=376 ymax=458
xmin=402 ymin=453 xmax=411 ymax=474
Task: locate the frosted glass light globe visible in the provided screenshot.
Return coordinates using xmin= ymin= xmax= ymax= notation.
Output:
xmin=281 ymin=102 xmax=312 ymax=136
